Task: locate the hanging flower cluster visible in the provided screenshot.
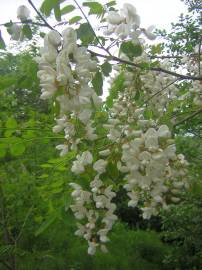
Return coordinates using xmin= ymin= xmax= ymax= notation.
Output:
xmin=104 ymin=75 xmax=188 ymax=219
xmin=70 ymin=177 xmax=117 ymax=255
xmin=105 ymin=3 xmax=156 ymax=42
xmin=36 ymin=27 xmax=102 ymax=156
xmin=34 ymin=2 xmax=191 ymax=255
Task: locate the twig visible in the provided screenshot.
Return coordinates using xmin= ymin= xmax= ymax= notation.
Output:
xmin=27 ymin=0 xmax=54 ymax=31
xmin=88 ymin=49 xmax=202 ymax=81
xmin=145 ymin=79 xmax=179 ymax=104
xmin=0 ymin=20 xmax=46 ymax=28
xmin=174 ymin=108 xmax=202 ymax=127
xmin=73 ymin=0 xmax=112 ymax=56
xmin=0 ymin=260 xmax=12 ymax=270
xmin=198 ymin=36 xmax=201 ymax=75
xmin=15 ymin=206 xmax=33 ymax=243
xmin=26 ymin=0 xmax=202 ymax=81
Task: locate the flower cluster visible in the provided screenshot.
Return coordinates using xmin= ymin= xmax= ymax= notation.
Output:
xmin=35 ymin=2 xmax=190 ymax=255
xmin=70 ymin=177 xmax=117 ymax=255
xmin=104 ymin=73 xmax=188 ymax=219
xmin=105 ymin=3 xmax=156 ymax=42
xmin=36 ymin=28 xmax=101 ymax=155
xmin=120 ymin=125 xmax=188 ymax=219
xmin=9 ymin=5 xmax=31 ymax=41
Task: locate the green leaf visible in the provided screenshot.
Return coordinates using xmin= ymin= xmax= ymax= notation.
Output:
xmin=40 ymin=0 xmax=54 ymax=16
xmin=92 ymin=71 xmax=103 ymax=96
xmin=9 ymin=137 xmax=25 ymax=156
xmin=0 ymin=75 xmax=16 ymax=89
xmin=69 ymin=16 xmax=82 ymax=24
xmin=101 ymin=62 xmax=112 ymax=76
xmin=106 ymin=73 xmax=125 ymax=108
xmin=61 ymin=5 xmax=75 ymax=15
xmin=22 ymin=25 xmax=32 ymax=39
xmin=120 ymin=41 xmax=143 ymax=59
xmin=0 ymin=31 xmax=6 ymax=50
xmin=6 ymin=118 xmax=17 ymax=129
xmin=40 ymin=0 xmax=61 ymax=20
xmin=0 ymin=144 xmax=7 ymax=158
xmin=54 ymin=3 xmax=61 ymax=22
xmin=77 ymin=23 xmax=94 ymax=45
xmin=106 ymin=1 xmax=116 ymax=7
xmin=35 ymin=214 xmax=57 ymax=237
xmin=83 ymin=2 xmax=104 ymax=15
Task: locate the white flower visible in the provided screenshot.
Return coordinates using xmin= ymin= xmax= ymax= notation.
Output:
xmin=9 ymin=24 xmax=22 ymax=41
xmin=71 ymin=160 xmax=84 ymax=174
xmin=106 ymin=11 xmax=123 ymax=25
xmin=143 ymin=25 xmax=156 ymax=40
xmin=93 ymin=159 xmax=107 ymax=174
xmin=78 ymin=109 xmax=92 ymax=124
xmin=17 ymin=5 xmax=30 ymax=21
xmin=99 ymin=149 xmax=110 ymax=157
xmin=56 ymin=144 xmax=68 ymax=156
xmin=62 ymin=27 xmax=77 ymax=47
xmin=158 ymin=125 xmax=171 ymax=139
xmin=88 ymin=241 xmax=98 ymax=255
xmin=81 ymin=151 xmax=93 ymax=165
xmin=47 ymin=30 xmax=61 ymax=47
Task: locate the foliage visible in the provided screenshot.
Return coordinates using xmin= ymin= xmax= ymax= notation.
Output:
xmin=0 ymin=0 xmax=201 ymax=269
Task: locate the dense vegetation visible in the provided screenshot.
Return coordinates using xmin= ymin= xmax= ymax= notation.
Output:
xmin=0 ymin=0 xmax=202 ymax=269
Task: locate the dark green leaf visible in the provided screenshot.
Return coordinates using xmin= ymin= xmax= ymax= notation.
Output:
xmin=22 ymin=25 xmax=32 ymax=39
xmin=0 ymin=144 xmax=7 ymax=158
xmin=77 ymin=23 xmax=94 ymax=45
xmin=54 ymin=3 xmax=61 ymax=21
xmin=101 ymin=62 xmax=112 ymax=76
xmin=120 ymin=41 xmax=143 ymax=59
xmin=35 ymin=214 xmax=57 ymax=236
xmin=106 ymin=1 xmax=116 ymax=7
xmin=83 ymin=2 xmax=104 ymax=15
xmin=92 ymin=71 xmax=103 ymax=96
xmin=0 ymin=31 xmax=6 ymax=50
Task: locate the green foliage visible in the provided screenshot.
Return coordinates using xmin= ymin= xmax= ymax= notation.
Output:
xmin=120 ymin=41 xmax=143 ymax=59
xmin=92 ymin=70 xmax=103 ymax=95
xmin=0 ymin=0 xmax=202 ymax=269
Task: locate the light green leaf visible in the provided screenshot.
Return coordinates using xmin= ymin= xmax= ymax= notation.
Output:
xmin=69 ymin=16 xmax=82 ymax=24
xmin=6 ymin=118 xmax=17 ymax=129
xmin=9 ymin=137 xmax=25 ymax=156
xmin=61 ymin=5 xmax=75 ymax=15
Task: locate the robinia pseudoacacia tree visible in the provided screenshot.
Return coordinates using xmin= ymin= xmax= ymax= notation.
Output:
xmin=1 ymin=0 xmax=201 ymax=255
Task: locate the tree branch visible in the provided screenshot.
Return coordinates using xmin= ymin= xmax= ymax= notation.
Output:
xmin=26 ymin=0 xmax=202 ymax=81
xmin=0 ymin=20 xmax=47 ymax=28
xmin=27 ymin=0 xmax=54 ymax=31
xmin=144 ymin=79 xmax=179 ymax=104
xmin=73 ymin=0 xmax=112 ymax=56
xmin=88 ymin=49 xmax=202 ymax=81
xmin=174 ymin=108 xmax=202 ymax=127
